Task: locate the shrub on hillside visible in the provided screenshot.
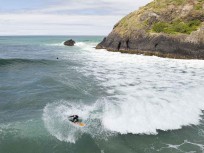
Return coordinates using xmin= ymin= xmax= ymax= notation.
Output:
xmin=152 ymin=20 xmax=201 ymax=34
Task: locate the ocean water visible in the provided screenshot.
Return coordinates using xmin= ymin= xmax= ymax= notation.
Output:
xmin=1 ymin=36 xmax=204 ymax=153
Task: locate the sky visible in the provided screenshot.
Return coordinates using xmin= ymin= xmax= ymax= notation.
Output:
xmin=0 ymin=0 xmax=152 ymax=36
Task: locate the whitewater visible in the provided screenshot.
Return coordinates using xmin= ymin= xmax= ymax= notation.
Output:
xmin=43 ymin=40 xmax=204 ymax=143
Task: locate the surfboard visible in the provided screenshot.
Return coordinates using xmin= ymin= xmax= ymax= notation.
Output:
xmin=74 ymin=122 xmax=86 ymax=127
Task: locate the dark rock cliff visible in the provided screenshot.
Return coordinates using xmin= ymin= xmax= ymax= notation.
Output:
xmin=96 ymin=0 xmax=204 ymax=59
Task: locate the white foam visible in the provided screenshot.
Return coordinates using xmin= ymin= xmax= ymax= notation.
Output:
xmin=75 ymin=44 xmax=204 ymax=134
xmin=44 ymin=41 xmax=204 ymax=141
xmin=102 ymin=90 xmax=204 ymax=134
xmin=45 ymin=41 xmax=65 ymax=46
xmin=75 ymin=42 xmax=97 ymax=52
xmin=45 ymin=41 xmax=95 ymax=47
xmin=42 ymin=100 xmax=113 ymax=143
xmin=43 ymin=101 xmax=85 ymax=143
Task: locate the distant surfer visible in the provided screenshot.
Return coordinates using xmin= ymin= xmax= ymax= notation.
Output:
xmin=69 ymin=115 xmax=79 ymax=123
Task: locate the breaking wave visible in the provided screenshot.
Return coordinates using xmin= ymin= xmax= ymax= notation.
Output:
xmin=43 ymin=89 xmax=204 ymax=143
xmin=43 ymin=42 xmax=204 ymax=143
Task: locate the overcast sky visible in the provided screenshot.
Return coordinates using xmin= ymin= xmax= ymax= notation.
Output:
xmin=0 ymin=0 xmax=152 ymax=36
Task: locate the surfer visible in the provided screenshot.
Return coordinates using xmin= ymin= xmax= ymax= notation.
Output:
xmin=69 ymin=115 xmax=79 ymax=123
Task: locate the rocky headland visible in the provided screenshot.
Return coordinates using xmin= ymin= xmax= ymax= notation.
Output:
xmin=96 ymin=0 xmax=204 ymax=59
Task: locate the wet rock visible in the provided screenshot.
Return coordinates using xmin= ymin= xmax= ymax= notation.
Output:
xmin=64 ymin=39 xmax=75 ymax=46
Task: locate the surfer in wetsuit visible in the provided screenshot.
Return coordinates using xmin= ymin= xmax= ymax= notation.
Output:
xmin=69 ymin=115 xmax=79 ymax=123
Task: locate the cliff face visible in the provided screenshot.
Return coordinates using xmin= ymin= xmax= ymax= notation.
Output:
xmin=96 ymin=0 xmax=204 ymax=59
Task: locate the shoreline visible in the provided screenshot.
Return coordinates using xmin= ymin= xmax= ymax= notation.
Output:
xmin=96 ymin=47 xmax=204 ymax=60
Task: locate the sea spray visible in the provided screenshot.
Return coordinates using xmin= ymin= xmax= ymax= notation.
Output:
xmin=42 ymin=99 xmax=115 ymax=143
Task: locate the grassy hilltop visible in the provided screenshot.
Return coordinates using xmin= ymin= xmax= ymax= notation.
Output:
xmin=115 ymin=0 xmax=204 ymax=36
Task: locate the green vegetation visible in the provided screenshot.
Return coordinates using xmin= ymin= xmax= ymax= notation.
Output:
xmin=169 ymin=0 xmax=186 ymax=5
xmin=195 ymin=3 xmax=202 ymax=10
xmin=113 ymin=0 xmax=203 ymax=36
xmin=152 ymin=22 xmax=169 ymax=33
xmin=144 ymin=0 xmax=187 ymax=12
xmin=152 ymin=20 xmax=201 ymax=34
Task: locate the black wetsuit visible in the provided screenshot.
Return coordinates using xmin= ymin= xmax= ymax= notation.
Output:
xmin=69 ymin=115 xmax=79 ymax=123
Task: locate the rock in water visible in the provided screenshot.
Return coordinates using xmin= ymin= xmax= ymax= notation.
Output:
xmin=64 ymin=39 xmax=75 ymax=46
xmin=96 ymin=0 xmax=204 ymax=59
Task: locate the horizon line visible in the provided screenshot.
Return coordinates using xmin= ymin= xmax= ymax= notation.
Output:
xmin=0 ymin=34 xmax=106 ymax=37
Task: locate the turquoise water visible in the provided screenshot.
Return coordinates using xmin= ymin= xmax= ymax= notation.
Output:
xmin=1 ymin=36 xmax=204 ymax=153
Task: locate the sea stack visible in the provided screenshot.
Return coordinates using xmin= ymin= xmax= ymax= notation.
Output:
xmin=64 ymin=39 xmax=76 ymax=46
xmin=96 ymin=0 xmax=204 ymax=59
